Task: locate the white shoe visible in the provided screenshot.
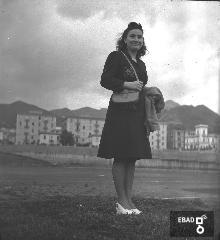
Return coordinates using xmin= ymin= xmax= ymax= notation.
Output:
xmin=116 ymin=202 xmax=133 ymax=215
xmin=131 ymin=208 xmax=142 ymax=215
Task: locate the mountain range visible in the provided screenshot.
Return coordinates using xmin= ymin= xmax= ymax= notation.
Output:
xmin=0 ymin=100 xmax=220 ymax=133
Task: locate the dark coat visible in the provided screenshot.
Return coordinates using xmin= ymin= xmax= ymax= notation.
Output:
xmin=97 ymin=50 xmax=152 ymax=160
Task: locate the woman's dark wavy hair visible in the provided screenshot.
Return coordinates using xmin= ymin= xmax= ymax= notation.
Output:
xmin=116 ymin=22 xmax=148 ymax=58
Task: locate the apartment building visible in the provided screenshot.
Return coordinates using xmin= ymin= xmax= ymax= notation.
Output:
xmin=185 ymin=124 xmax=220 ymax=151
xmin=16 ymin=111 xmax=56 ymax=144
xmin=0 ymin=128 xmax=16 ymax=144
xmin=66 ymin=116 xmax=105 ymax=146
xmin=167 ymin=127 xmax=185 ymax=150
xmin=39 ymin=131 xmax=60 ymax=145
xmin=184 ymin=130 xmax=197 ymax=150
xmin=208 ymin=133 xmax=219 ymax=150
xmin=149 ymin=122 xmax=168 ymax=150
xmin=39 ymin=127 xmax=62 ymax=145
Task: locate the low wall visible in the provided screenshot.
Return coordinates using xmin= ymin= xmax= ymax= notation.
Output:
xmin=136 ymin=158 xmax=219 ymax=170
xmin=0 ymin=145 xmax=98 ymax=156
xmin=0 ymin=145 xmax=219 ymax=170
xmin=16 ymin=152 xmax=220 ymax=170
xmin=152 ymin=150 xmax=219 ymax=162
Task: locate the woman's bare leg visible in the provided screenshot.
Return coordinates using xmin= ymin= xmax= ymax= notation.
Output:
xmin=124 ymin=160 xmax=137 ymax=209
xmin=112 ymin=159 xmax=131 ymax=209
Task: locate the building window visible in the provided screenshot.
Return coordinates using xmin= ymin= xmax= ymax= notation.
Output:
xmin=83 ymin=126 xmax=85 ymax=130
xmin=25 ymin=120 xmax=29 ymax=128
xmin=44 ymin=120 xmax=48 ymax=131
xmin=44 ymin=135 xmax=46 ymax=139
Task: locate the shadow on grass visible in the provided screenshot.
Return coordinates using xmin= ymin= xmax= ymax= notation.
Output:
xmin=0 ymin=195 xmax=219 ymax=240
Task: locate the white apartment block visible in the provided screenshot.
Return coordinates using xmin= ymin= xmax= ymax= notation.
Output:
xmin=66 ymin=117 xmax=105 ymax=146
xmin=16 ymin=111 xmax=56 ymax=144
xmin=208 ymin=134 xmax=219 ymax=150
xmin=185 ymin=124 xmax=219 ymax=150
xmin=149 ymin=122 xmax=168 ymax=150
xmin=195 ymin=124 xmax=209 ymax=149
xmin=185 ymin=130 xmax=197 ymax=150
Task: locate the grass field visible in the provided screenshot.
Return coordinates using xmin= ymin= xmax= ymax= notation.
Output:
xmin=0 ymin=152 xmax=219 ymax=240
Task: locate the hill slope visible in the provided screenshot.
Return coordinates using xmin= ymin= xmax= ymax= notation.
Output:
xmin=0 ymin=101 xmax=49 ymax=128
xmin=160 ymin=105 xmax=220 ymax=133
xmin=0 ymin=100 xmax=219 ymax=133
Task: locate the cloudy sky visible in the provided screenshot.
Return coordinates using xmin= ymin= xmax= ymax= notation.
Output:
xmin=0 ymin=0 xmax=220 ymax=113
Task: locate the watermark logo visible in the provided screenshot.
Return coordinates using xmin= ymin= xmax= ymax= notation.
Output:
xmin=196 ymin=214 xmax=207 ymax=234
xmin=170 ymin=211 xmax=214 ymax=237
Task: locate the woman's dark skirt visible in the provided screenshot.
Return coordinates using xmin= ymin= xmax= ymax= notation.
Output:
xmin=97 ymin=90 xmax=152 ymax=161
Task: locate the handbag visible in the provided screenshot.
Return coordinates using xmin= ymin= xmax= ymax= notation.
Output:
xmin=111 ymin=51 xmax=141 ymax=103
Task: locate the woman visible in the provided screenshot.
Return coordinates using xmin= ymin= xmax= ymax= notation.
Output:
xmin=97 ymin=22 xmax=152 ymax=215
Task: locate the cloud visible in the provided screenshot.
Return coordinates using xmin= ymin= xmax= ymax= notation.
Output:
xmin=0 ymin=0 xmax=219 ymax=113
xmin=57 ymin=0 xmax=106 ymax=20
xmin=0 ymin=0 xmax=126 ymax=109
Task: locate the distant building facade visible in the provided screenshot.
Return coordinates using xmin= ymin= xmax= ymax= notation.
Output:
xmin=39 ymin=126 xmax=62 ymax=145
xmin=89 ymin=134 xmax=102 ymax=147
xmin=185 ymin=130 xmax=197 ymax=150
xmin=16 ymin=111 xmax=57 ymax=145
xmin=39 ymin=132 xmax=60 ymax=145
xmin=194 ymin=124 xmax=209 ymax=149
xmin=66 ymin=117 xmax=105 ymax=146
xmin=167 ymin=123 xmax=185 ymax=150
xmin=149 ymin=122 xmax=168 ymax=150
xmin=208 ymin=133 xmax=219 ymax=150
xmin=184 ymin=124 xmax=220 ymax=151
xmin=0 ymin=128 xmax=16 ymax=144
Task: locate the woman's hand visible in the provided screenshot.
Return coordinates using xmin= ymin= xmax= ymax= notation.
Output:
xmin=123 ymin=81 xmax=143 ymax=91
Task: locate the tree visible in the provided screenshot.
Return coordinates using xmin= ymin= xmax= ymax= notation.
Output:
xmin=60 ymin=130 xmax=74 ymax=146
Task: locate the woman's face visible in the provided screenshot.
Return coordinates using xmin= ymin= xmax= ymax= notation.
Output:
xmin=124 ymin=29 xmax=143 ymax=52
